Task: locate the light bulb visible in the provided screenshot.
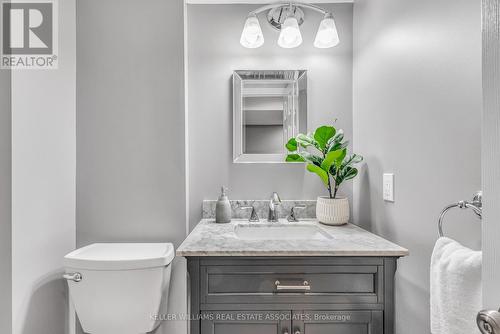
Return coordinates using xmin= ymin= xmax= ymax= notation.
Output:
xmin=314 ymin=13 xmax=339 ymax=48
xmin=240 ymin=14 xmax=264 ymax=48
xmin=278 ymin=17 xmax=302 ymax=48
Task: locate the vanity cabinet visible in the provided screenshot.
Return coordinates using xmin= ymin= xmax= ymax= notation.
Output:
xmin=293 ymin=311 xmax=383 ymax=334
xmin=187 ymin=257 xmax=398 ymax=334
xmin=200 ymin=311 xmax=291 ymax=334
xmin=200 ymin=310 xmax=382 ymax=334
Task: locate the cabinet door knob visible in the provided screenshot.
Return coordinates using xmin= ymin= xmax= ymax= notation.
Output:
xmin=294 ymin=331 xmax=301 ymax=334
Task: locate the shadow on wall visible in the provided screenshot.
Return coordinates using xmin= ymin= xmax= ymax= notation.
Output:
xmin=356 ymin=158 xmax=402 ymax=240
xmin=394 ymin=271 xmax=430 ymax=332
xmin=159 ymin=257 xmax=187 ymax=334
xmin=21 ymin=271 xmax=68 ymax=334
xmin=355 ymin=160 xmax=375 ymax=231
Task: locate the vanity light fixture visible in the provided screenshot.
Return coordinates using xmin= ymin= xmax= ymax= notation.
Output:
xmin=240 ymin=13 xmax=265 ymax=48
xmin=240 ymin=2 xmax=339 ymax=49
xmin=314 ymin=13 xmax=340 ymax=48
xmin=278 ymin=16 xmax=303 ymax=48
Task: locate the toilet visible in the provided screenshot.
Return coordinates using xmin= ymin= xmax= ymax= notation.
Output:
xmin=63 ymin=243 xmax=174 ymax=334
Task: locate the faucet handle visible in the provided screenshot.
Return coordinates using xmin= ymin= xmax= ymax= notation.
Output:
xmin=287 ymin=205 xmax=306 ymax=222
xmin=239 ymin=206 xmax=260 ymax=222
xmin=270 ymin=192 xmax=281 ymax=203
xmin=269 ymin=192 xmax=282 ymax=210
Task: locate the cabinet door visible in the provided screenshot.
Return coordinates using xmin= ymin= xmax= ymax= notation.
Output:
xmin=292 ymin=311 xmax=383 ymax=334
xmin=201 ymin=311 xmax=291 ymax=334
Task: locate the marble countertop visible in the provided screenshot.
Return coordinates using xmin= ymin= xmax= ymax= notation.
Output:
xmin=176 ymin=219 xmax=409 ymax=257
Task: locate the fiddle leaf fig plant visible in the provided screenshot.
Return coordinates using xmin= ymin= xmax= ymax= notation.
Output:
xmin=285 ymin=124 xmax=363 ymax=199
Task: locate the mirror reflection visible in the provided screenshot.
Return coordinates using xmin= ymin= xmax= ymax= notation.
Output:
xmin=233 ymin=70 xmax=307 ymax=163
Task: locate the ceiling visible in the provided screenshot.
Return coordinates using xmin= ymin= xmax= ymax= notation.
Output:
xmin=186 ymin=0 xmax=353 ymax=4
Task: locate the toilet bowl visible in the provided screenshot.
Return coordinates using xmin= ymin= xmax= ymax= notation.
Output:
xmin=63 ymin=243 xmax=175 ymax=334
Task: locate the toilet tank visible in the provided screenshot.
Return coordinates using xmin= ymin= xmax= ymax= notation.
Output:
xmin=64 ymin=243 xmax=174 ymax=334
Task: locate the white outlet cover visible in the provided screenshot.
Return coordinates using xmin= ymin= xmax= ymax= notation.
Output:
xmin=383 ymin=173 xmax=394 ymax=202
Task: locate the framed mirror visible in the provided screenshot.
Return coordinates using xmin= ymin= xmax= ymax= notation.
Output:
xmin=233 ymin=70 xmax=307 ymax=163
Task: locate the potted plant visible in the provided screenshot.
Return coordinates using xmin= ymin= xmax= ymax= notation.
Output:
xmin=285 ymin=124 xmax=363 ymax=225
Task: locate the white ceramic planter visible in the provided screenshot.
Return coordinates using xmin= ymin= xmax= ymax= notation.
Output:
xmin=316 ymin=196 xmax=350 ymax=225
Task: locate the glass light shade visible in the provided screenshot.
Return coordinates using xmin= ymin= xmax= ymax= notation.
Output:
xmin=240 ymin=14 xmax=264 ymax=48
xmin=314 ymin=14 xmax=340 ymax=48
xmin=278 ymin=17 xmax=302 ymax=48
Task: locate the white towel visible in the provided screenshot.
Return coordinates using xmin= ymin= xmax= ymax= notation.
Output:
xmin=431 ymin=237 xmax=482 ymax=334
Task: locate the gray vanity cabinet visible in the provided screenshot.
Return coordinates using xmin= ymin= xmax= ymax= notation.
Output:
xmin=187 ymin=257 xmax=398 ymax=334
xmin=293 ymin=311 xmax=383 ymax=334
xmin=200 ymin=310 xmax=382 ymax=334
xmin=200 ymin=311 xmax=291 ymax=334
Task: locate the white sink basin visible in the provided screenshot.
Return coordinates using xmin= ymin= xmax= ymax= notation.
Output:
xmin=234 ymin=223 xmax=333 ymax=241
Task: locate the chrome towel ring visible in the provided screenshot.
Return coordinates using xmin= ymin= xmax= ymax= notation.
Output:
xmin=438 ymin=191 xmax=482 ymax=237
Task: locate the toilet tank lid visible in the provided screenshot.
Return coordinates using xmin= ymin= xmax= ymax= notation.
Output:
xmin=64 ymin=243 xmax=175 ymax=270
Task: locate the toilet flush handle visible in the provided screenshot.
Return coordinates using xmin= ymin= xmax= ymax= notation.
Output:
xmin=63 ymin=272 xmax=82 ymax=282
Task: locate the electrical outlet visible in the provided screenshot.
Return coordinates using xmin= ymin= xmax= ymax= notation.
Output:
xmin=383 ymin=173 xmax=394 ymax=202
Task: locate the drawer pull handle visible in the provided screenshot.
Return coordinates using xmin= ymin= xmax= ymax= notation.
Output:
xmin=275 ymin=280 xmax=311 ymax=291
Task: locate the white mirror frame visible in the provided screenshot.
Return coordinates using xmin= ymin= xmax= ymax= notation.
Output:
xmin=232 ymin=70 xmax=307 ymax=163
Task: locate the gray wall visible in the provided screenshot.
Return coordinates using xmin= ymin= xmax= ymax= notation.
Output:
xmin=11 ymin=1 xmax=76 ymax=333
xmin=76 ymin=0 xmax=186 ymax=247
xmin=76 ymin=0 xmax=187 ymax=333
xmin=0 ymin=57 xmax=11 ymax=334
xmin=352 ymin=0 xmax=482 ymax=332
xmin=188 ymin=4 xmax=354 ymax=228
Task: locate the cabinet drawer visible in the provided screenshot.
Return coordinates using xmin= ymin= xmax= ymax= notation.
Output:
xmin=201 ymin=264 xmax=383 ymax=305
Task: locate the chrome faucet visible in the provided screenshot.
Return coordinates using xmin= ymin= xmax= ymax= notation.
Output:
xmin=268 ymin=192 xmax=282 ymax=222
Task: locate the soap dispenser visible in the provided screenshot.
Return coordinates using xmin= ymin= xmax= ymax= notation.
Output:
xmin=215 ymin=186 xmax=231 ymax=224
